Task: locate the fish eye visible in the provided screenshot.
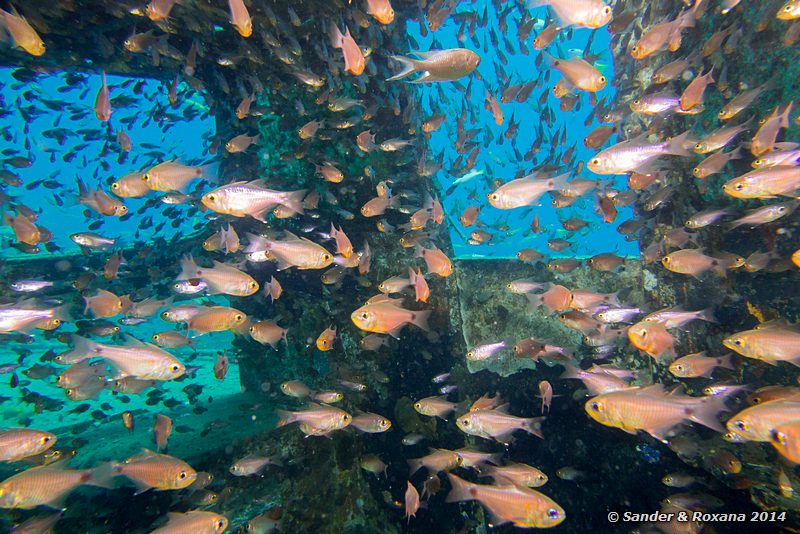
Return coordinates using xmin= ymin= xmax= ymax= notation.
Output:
xmin=490 ymin=193 xmax=499 ymax=201
xmin=694 ymin=143 xmax=703 ymax=150
xmin=466 ymin=351 xmax=474 ymax=358
xmin=216 ymin=520 xmax=225 ymax=529
xmin=460 ymin=418 xmax=470 ymax=426
xmin=538 ymin=474 xmax=546 ymax=481
xmin=111 ymin=183 xmax=119 ymax=189
xmin=360 ymin=312 xmax=369 ymax=320
xmin=591 ymin=158 xmax=600 ymax=166
xmin=631 ymin=45 xmax=639 ymax=53
xmin=235 ymin=314 xmax=243 ymax=321
xmin=179 ymin=471 xmax=187 ymax=479
xmin=692 ymin=168 xmax=701 ymax=177
xmin=341 ymin=414 xmax=349 ymax=421
xmin=735 ymin=420 xmax=747 ymax=431
xmin=602 ymin=6 xmax=612 ymax=14
xmin=633 ymin=99 xmax=640 ymax=105
xmin=733 ymin=339 xmax=743 ymax=346
xmin=143 ymin=174 xmax=150 ymax=181
xmin=323 ymin=254 xmax=332 ymax=261
xmin=675 ymin=364 xmax=684 ymax=371
xmin=778 ymin=207 xmax=787 ymax=213
xmin=773 ymin=430 xmax=788 ymax=446
xmin=52 ymin=319 xmax=61 ymax=326
xmin=40 ymin=436 xmax=51 ymax=444
xmin=248 ymin=281 xmax=256 ymax=288
xmin=590 ymin=402 xmax=603 ymax=412
xmin=249 ymin=326 xmax=256 ymax=333
xmin=381 ymin=419 xmax=390 ymax=428
xmin=662 ymin=257 xmax=671 ymax=264
xmin=598 ymin=76 xmax=606 ymax=84
xmin=207 ymin=194 xmax=216 ymax=202
xmin=379 ymin=283 xmax=385 ymax=289
xmin=171 ymin=364 xmax=181 ymax=371
xmin=414 ymin=402 xmax=421 ymax=409
xmin=548 ymin=508 xmax=560 ymax=520
xmin=734 ymin=183 xmax=743 ymax=190
xmin=152 ymin=335 xmax=159 ymax=341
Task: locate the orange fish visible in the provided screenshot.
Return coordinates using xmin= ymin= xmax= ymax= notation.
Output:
xmin=84 ymin=289 xmax=123 ymax=318
xmin=187 ymin=306 xmax=247 ymax=336
xmin=316 ymin=326 xmax=336 ymax=351
xmin=415 ymin=245 xmax=453 ymax=277
xmin=723 ymin=322 xmax=800 ymax=365
xmin=228 ymin=0 xmax=252 ymax=37
xmin=94 ymin=72 xmax=111 ymax=121
xmin=178 ymin=255 xmax=258 ymax=296
xmin=771 ymin=420 xmax=800 ymax=463
xmin=628 ymin=321 xmax=675 ymax=359
xmin=726 ymin=400 xmax=800 ymax=442
xmin=366 ymin=0 xmax=394 ymax=24
xmin=276 ymin=403 xmax=352 ymax=436
xmin=150 ymin=511 xmax=228 ymax=534
xmin=330 ymin=24 xmax=365 ymax=75
xmin=111 ymin=172 xmax=149 ymax=198
xmin=0 ymin=429 xmax=56 ymax=462
xmin=245 ymin=232 xmax=333 ymax=270
xmin=3 ymin=211 xmax=39 ymax=245
xmin=248 ymin=320 xmax=287 ymax=349
xmin=351 ymin=295 xmax=430 ymax=338
xmin=408 ymin=268 xmax=430 ymax=303
xmin=446 ymin=474 xmax=565 ymax=528
xmin=113 ymin=450 xmax=196 ymax=492
xmin=586 ymin=384 xmax=726 ymax=440
xmin=0 ymin=8 xmax=45 ymax=56
xmin=330 ymin=224 xmax=353 ymax=258
xmin=153 ymin=414 xmax=172 ymax=452
xmin=547 ymin=55 xmax=607 ymax=92
xmin=0 ymin=464 xmax=110 ymax=509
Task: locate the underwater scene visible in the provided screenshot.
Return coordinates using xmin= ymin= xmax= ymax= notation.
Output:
xmin=0 ymin=0 xmax=799 ymax=532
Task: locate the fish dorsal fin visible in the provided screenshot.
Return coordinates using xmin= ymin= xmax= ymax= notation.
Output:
xmin=211 ymin=260 xmax=242 ymax=273
xmin=124 ymin=334 xmax=146 ymax=346
xmin=283 ymin=230 xmax=300 ymax=241
xmin=366 ymin=294 xmax=393 ymax=304
xmin=493 ymin=403 xmax=510 ymax=414
xmin=414 ymin=51 xmax=442 ymax=59
xmin=640 ymin=384 xmax=666 ymax=395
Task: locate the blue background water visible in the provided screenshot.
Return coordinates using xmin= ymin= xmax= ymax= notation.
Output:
xmin=407 ymin=2 xmax=638 ymax=260
xmin=0 ymin=69 xmax=214 ymax=256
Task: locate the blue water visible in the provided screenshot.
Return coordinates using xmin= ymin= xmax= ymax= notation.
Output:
xmin=0 ymin=69 xmax=214 ymax=256
xmin=408 ymin=2 xmax=638 ymax=260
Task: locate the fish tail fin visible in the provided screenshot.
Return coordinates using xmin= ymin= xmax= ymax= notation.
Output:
xmin=177 ymin=254 xmax=199 ymax=281
xmin=522 ymin=416 xmax=545 ymax=438
xmin=54 ymin=303 xmax=73 ymax=324
xmin=698 ymin=307 xmax=717 ymax=323
xmin=666 ymin=130 xmax=693 ymax=157
xmin=550 ymin=171 xmax=571 ymax=191
xmin=407 ymin=458 xmax=424 ymax=476
xmin=779 ymin=102 xmax=794 ymax=128
xmin=411 ymin=310 xmax=431 ymax=332
xmin=386 ymin=56 xmax=420 ymax=82
xmin=76 ymin=178 xmax=89 ymax=199
xmin=275 ymin=409 xmax=296 ymax=428
xmin=686 ymin=395 xmax=727 ymax=433
xmin=329 ymin=22 xmax=344 ymax=48
xmin=87 ymin=462 xmax=117 ymax=489
xmin=445 ymin=473 xmax=476 ymax=503
xmin=559 ymin=362 xmax=581 ymax=379
xmin=197 ymin=163 xmax=218 ymax=183
xmin=282 ymin=189 xmax=307 ymax=216
xmin=718 ymin=354 xmax=735 ymax=371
